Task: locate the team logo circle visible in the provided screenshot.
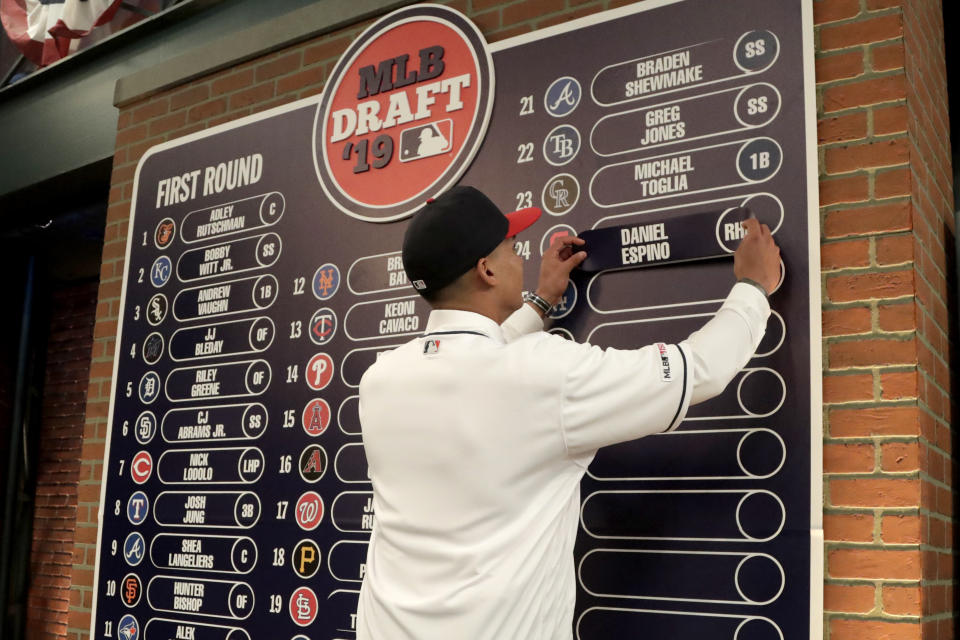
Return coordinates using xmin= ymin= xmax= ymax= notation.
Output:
xmin=134 ymin=411 xmax=156 ymax=445
xmin=118 ymin=615 xmax=139 ymax=640
xmin=127 ymin=491 xmax=149 ymax=525
xmin=142 ymin=332 xmax=164 ymax=365
xmin=540 ymin=224 xmax=577 ymax=257
xmin=305 ymin=354 xmax=334 ymax=391
xmin=123 ymin=532 xmax=146 ymax=566
xmin=154 ymin=217 xmax=176 ymax=249
xmin=289 ymin=585 xmax=319 ymax=627
xmin=292 ymin=539 xmax=322 ymax=579
xmin=295 ymin=491 xmax=325 ymax=531
xmin=146 ymin=293 xmax=168 ymax=326
xmin=302 ymin=399 xmax=331 ymax=437
xmin=544 ymin=75 xmax=581 ymax=117
xmin=121 ymin=573 xmax=142 ymax=607
xmin=314 ymin=4 xmax=494 ymax=222
xmin=543 ymin=124 xmax=580 ymax=166
xmin=299 ymin=445 xmax=328 ymax=483
xmin=541 ymin=174 xmax=580 ymax=216
xmin=547 ymin=281 xmax=577 ymax=320
xmin=131 ymin=451 xmax=153 ymax=484
xmin=150 ymin=255 xmax=172 ymax=287
xmin=308 ymin=308 xmax=338 ymax=345
xmin=312 ymin=263 xmax=340 ymax=300
xmin=138 ymin=371 xmax=161 ymax=404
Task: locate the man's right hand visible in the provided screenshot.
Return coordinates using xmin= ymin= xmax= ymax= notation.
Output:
xmin=733 ymin=218 xmax=781 ymax=295
xmin=535 ymin=235 xmax=587 ymax=306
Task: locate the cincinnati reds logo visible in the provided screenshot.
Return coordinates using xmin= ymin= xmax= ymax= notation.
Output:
xmin=314 ymin=4 xmax=494 ymax=221
xmin=130 ymin=451 xmax=153 ymax=485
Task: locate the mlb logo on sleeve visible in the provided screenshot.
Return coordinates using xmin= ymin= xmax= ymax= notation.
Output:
xmin=423 ymin=339 xmax=441 ymax=355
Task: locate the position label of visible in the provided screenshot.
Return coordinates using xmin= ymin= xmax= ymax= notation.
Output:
xmin=162 ymin=403 xmax=268 ymax=443
xmin=153 ymin=491 xmax=261 ymax=528
xmin=169 ymin=317 xmax=275 ymax=361
xmin=146 ymin=575 xmax=255 ymax=619
xmin=149 ymin=534 xmax=258 ymax=574
xmin=180 ymin=192 xmax=285 ymax=244
xmin=157 ymin=447 xmax=265 ymax=485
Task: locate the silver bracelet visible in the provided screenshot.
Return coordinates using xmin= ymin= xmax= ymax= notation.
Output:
xmin=523 ymin=292 xmax=553 ymax=315
xmin=737 ymin=277 xmax=769 ymax=298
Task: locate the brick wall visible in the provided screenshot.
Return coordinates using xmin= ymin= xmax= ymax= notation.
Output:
xmin=817 ymin=0 xmax=955 ymax=638
xmin=26 ymin=280 xmax=98 ymax=640
xmin=66 ymin=0 xmax=956 ymax=638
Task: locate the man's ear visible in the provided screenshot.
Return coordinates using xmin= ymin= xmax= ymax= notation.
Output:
xmin=475 ymin=256 xmax=497 ymax=287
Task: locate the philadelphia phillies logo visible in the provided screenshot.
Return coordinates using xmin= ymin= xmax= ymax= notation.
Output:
xmin=314 ymin=5 xmax=494 ymax=221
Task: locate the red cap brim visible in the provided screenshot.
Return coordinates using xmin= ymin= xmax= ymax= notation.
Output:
xmin=505 ymin=207 xmax=541 ymax=238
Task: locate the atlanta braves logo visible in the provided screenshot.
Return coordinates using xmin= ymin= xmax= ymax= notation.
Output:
xmin=314 ymin=5 xmax=494 ymax=221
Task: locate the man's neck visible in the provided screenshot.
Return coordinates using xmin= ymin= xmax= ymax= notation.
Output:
xmin=432 ymin=297 xmax=512 ymax=324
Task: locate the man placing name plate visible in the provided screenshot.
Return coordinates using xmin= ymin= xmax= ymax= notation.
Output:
xmin=577 ymin=206 xmax=755 ymax=272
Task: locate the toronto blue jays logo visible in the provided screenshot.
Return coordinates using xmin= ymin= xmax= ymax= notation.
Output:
xmin=117 ymin=615 xmax=139 ymax=640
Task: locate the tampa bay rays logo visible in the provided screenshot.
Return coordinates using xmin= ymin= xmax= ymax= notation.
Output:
xmin=543 ymin=124 xmax=580 ymax=166
xmin=312 ymin=263 xmax=340 ymax=300
xmin=544 ymin=76 xmax=581 ymax=117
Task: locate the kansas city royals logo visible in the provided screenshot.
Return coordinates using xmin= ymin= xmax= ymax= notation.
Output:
xmin=543 ymin=124 xmax=580 ymax=166
xmin=150 ymin=256 xmax=172 ymax=287
xmin=312 ymin=263 xmax=340 ymax=300
xmin=123 ymin=532 xmax=145 ymax=566
xmin=541 ymin=174 xmax=580 ymax=216
xmin=146 ymin=293 xmax=167 ymax=326
xmin=127 ymin=491 xmax=149 ymax=525
xmin=134 ymin=411 xmax=156 ymax=445
xmin=544 ymin=76 xmax=581 ymax=117
xmin=154 ymin=218 xmax=175 ymax=249
xmin=117 ymin=614 xmax=139 ymax=640
xmin=308 ymin=308 xmax=337 ymax=346
xmin=138 ymin=371 xmax=161 ymax=404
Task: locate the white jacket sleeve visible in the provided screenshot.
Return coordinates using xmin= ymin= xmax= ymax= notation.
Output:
xmin=500 ymin=303 xmax=544 ymax=342
xmin=680 ymin=282 xmax=771 ymax=405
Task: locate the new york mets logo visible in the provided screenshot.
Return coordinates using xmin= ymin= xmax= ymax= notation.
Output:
xmin=312 ymin=263 xmax=340 ymax=300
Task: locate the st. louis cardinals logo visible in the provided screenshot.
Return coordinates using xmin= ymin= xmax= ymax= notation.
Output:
xmin=314 ymin=4 xmax=494 ymax=221
xmin=289 ymin=586 xmax=319 ymax=626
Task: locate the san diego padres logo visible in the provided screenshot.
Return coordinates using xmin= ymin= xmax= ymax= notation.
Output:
xmin=314 ymin=4 xmax=494 ymax=221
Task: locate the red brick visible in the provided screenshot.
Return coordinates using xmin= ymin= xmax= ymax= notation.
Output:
xmin=829 ymin=337 xmax=916 ymax=368
xmin=880 ymin=441 xmax=920 ymax=471
xmin=824 ymin=583 xmax=875 ymax=613
xmin=148 ymin=111 xmax=187 ymax=137
xmin=874 ymin=104 xmax=908 ymax=135
xmin=817 ymin=50 xmax=866 ymax=84
xmin=866 ymin=0 xmax=902 ymax=8
xmin=170 ymin=85 xmax=210 ymax=111
xmin=829 ymin=548 xmax=921 ymax=580
xmin=211 ymin=68 xmax=254 ymax=96
xmin=878 ymin=301 xmax=917 ymax=331
xmin=821 ymin=239 xmax=870 ymax=270
xmin=187 ymin=98 xmax=227 ymax=123
xmin=814 ymin=0 xmax=861 ymax=24
xmin=277 ymin=67 xmax=325 ymax=96
xmin=823 ymin=373 xmax=874 ymax=403
xmin=825 ymin=138 xmax=909 ymax=174
xmin=875 ymin=167 xmax=911 ymax=199
xmin=303 ymin=35 xmax=352 ymax=66
xmin=536 ymin=3 xmax=605 ymax=29
xmin=880 ymin=370 xmax=918 ymax=399
xmin=255 ymin=51 xmax=302 ymax=82
xmin=823 ymin=307 xmax=872 ymax=336
xmin=820 ymin=13 xmax=903 ymax=51
xmin=830 ymin=619 xmax=920 ymax=640
xmin=882 ymin=585 xmax=922 ymax=616
xmin=872 ymin=41 xmax=905 ymax=71
xmin=819 ymin=112 xmax=868 ymax=143
xmin=823 ymin=74 xmax=906 ymax=112
xmin=502 ymin=0 xmax=567 ymax=25
xmin=881 ymin=513 xmax=922 ymax=543
xmin=130 ymin=98 xmax=169 ymax=124
xmin=820 ymin=175 xmax=869 ymax=205
xmin=825 ymin=442 xmax=876 ymax=473
xmin=876 ymin=234 xmax=914 ymax=266
xmin=831 ymin=477 xmax=920 ymax=507
xmin=824 ymin=512 xmax=874 ymax=541
xmin=824 ymin=201 xmax=911 ymax=237
xmin=229 ymin=83 xmax=275 ymax=110
xmin=826 ymin=270 xmax=913 ymax=302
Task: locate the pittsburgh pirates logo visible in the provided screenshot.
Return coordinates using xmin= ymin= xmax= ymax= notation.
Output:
xmin=292 ymin=539 xmax=321 ymax=578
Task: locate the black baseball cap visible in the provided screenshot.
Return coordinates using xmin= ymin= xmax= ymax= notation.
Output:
xmin=402 ymin=186 xmax=541 ymax=295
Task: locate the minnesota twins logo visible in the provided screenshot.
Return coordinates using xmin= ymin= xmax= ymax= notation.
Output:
xmin=142 ymin=332 xmax=164 ymax=365
xmin=299 ymin=445 xmax=328 ymax=483
xmin=117 ymin=614 xmax=139 ymax=640
xmin=541 ymin=174 xmax=580 ymax=216
xmin=312 ymin=263 xmax=340 ymax=300
xmin=146 ymin=293 xmax=167 ymax=326
xmin=150 ymin=256 xmax=172 ymax=288
xmin=543 ymin=124 xmax=580 ymax=166
xmin=121 ymin=573 xmax=142 ymax=607
xmin=309 ymin=308 xmax=337 ymax=346
xmin=154 ymin=218 xmax=175 ymax=249
xmin=544 ymin=76 xmax=581 ymax=117
xmin=123 ymin=532 xmax=145 ymax=566
xmin=134 ymin=411 xmax=156 ymax=445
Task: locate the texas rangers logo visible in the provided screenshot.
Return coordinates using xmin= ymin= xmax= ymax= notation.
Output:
xmin=150 ymin=255 xmax=172 ymax=287
xmin=117 ymin=615 xmax=139 ymax=640
xmin=544 ymin=76 xmax=581 ymax=117
xmin=123 ymin=532 xmax=145 ymax=566
xmin=301 ymin=399 xmax=331 ymax=437
xmin=289 ymin=586 xmax=319 ymax=627
xmin=130 ymin=451 xmax=153 ymax=484
xmin=154 ymin=218 xmax=175 ymax=249
xmin=312 ymin=263 xmax=340 ymax=300
xmin=127 ymin=491 xmax=149 ymax=525
xmin=314 ymin=4 xmax=494 ymax=221
xmin=295 ymin=492 xmax=325 ymax=531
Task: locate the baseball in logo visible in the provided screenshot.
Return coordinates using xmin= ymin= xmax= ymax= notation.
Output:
xmin=289 ymin=586 xmax=319 ymax=627
xmin=301 ymin=398 xmax=331 ymax=437
xmin=130 ymin=451 xmax=153 ymax=484
xmin=314 ymin=4 xmax=494 ymax=221
xmin=294 ymin=491 xmax=325 ymax=531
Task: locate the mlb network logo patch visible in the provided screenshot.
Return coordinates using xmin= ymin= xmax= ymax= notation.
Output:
xmin=423 ymin=339 xmax=441 ymax=355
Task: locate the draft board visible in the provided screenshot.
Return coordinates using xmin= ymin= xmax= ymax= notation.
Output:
xmin=91 ymin=1 xmax=822 ymax=638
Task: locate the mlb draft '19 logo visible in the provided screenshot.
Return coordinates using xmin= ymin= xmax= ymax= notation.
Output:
xmin=314 ymin=5 xmax=494 ymax=221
